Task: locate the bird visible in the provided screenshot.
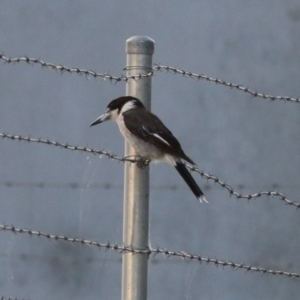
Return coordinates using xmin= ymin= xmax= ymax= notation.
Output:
xmin=90 ymin=96 xmax=207 ymax=203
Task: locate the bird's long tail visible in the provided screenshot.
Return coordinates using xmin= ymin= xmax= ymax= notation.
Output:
xmin=175 ymin=162 xmax=208 ymax=203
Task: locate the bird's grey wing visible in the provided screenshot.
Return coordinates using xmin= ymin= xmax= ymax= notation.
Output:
xmin=123 ymin=109 xmax=192 ymax=161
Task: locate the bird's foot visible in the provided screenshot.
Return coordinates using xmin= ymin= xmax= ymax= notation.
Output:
xmin=123 ymin=155 xmax=151 ymax=169
xmin=137 ymin=157 xmax=151 ymax=169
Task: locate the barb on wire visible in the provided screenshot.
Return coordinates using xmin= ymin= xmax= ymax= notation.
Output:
xmin=0 ymin=54 xmax=153 ymax=83
xmin=0 ymin=132 xmax=135 ymax=163
xmin=1 ymin=53 xmax=299 ymax=103
xmin=1 ymin=132 xmax=299 ymax=209
xmin=0 ymin=180 xmax=285 ymax=191
xmin=154 ymin=64 xmax=300 ymax=103
xmin=0 ymin=224 xmax=299 ymax=278
xmin=186 ymin=164 xmax=300 ymax=208
xmin=0 ymin=180 xmax=211 ymax=191
xmin=1 ymin=298 xmax=29 ymax=300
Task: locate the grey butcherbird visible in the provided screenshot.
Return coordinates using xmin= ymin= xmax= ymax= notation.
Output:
xmin=90 ymin=96 xmax=207 ymax=203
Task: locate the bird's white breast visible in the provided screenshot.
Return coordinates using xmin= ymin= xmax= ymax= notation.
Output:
xmin=116 ymin=114 xmax=166 ymax=162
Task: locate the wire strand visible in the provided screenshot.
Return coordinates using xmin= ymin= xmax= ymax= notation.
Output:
xmin=1 ymin=132 xmax=299 ymax=209
xmin=0 ymin=54 xmax=153 ymax=82
xmin=154 ymin=64 xmax=300 ymax=103
xmin=1 ymin=224 xmax=299 ymax=278
xmin=0 ymin=54 xmax=299 ymax=103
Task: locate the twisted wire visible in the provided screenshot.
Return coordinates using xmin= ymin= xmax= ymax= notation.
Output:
xmin=1 ymin=224 xmax=299 ymax=278
xmin=0 ymin=181 xmax=207 ymax=191
xmin=187 ymin=165 xmax=300 ymax=208
xmin=154 ymin=64 xmax=300 ymax=103
xmin=0 ymin=54 xmax=153 ymax=82
xmin=0 ymin=54 xmax=299 ymax=103
xmin=0 ymin=181 xmax=288 ymax=191
xmin=1 ymin=132 xmax=299 ymax=208
xmin=0 ymin=132 xmax=135 ymax=163
xmin=1 ymin=298 xmax=29 ymax=300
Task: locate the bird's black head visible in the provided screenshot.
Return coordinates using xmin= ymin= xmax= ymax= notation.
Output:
xmin=90 ymin=96 xmax=144 ymax=126
xmin=107 ymin=96 xmax=144 ymax=113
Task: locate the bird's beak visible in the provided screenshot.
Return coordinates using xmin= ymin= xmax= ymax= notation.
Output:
xmin=90 ymin=111 xmax=111 ymax=127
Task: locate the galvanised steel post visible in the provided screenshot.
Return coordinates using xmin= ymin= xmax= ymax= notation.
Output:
xmin=122 ymin=36 xmax=154 ymax=300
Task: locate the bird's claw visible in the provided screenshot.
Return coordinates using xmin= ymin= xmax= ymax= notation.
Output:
xmin=137 ymin=157 xmax=151 ymax=169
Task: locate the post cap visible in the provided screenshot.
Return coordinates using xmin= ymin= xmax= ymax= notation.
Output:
xmin=126 ymin=36 xmax=155 ymax=55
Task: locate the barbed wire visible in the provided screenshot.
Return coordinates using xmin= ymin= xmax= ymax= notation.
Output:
xmin=188 ymin=165 xmax=300 ymax=208
xmin=0 ymin=132 xmax=134 ymax=163
xmin=0 ymin=54 xmax=153 ymax=82
xmin=1 ymin=132 xmax=299 ymax=209
xmin=0 ymin=181 xmax=288 ymax=191
xmin=154 ymin=65 xmax=300 ymax=103
xmin=1 ymin=298 xmax=29 ymax=300
xmin=0 ymin=54 xmax=299 ymax=103
xmin=0 ymin=224 xmax=299 ymax=278
xmin=0 ymin=181 xmax=203 ymax=191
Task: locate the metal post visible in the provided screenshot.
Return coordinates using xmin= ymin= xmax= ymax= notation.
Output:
xmin=122 ymin=36 xmax=155 ymax=300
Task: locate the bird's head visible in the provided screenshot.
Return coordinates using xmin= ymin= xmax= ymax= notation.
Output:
xmin=90 ymin=96 xmax=144 ymax=126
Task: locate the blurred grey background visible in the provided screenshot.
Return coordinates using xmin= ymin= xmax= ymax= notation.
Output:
xmin=0 ymin=1 xmax=300 ymax=299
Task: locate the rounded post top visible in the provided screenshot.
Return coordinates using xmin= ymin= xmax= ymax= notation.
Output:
xmin=126 ymin=36 xmax=155 ymax=55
